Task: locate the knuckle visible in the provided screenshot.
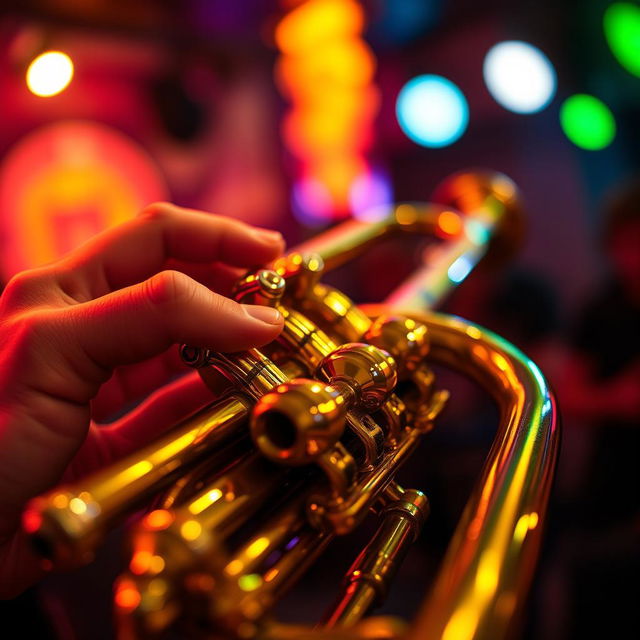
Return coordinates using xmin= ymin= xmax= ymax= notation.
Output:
xmin=6 ymin=312 xmax=52 ymax=356
xmin=144 ymin=270 xmax=197 ymax=308
xmin=2 ymin=271 xmax=40 ymax=304
xmin=138 ymin=201 xmax=175 ymax=224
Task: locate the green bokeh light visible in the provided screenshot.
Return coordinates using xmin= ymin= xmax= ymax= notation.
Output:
xmin=559 ymin=94 xmax=616 ymax=151
xmin=604 ymin=2 xmax=640 ymax=77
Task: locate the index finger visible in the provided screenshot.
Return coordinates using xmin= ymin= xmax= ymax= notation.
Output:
xmin=57 ymin=203 xmax=284 ymax=300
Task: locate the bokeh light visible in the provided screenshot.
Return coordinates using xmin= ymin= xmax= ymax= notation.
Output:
xmin=483 ymin=41 xmax=556 ymax=114
xmin=604 ymin=2 xmax=640 ymax=77
xmin=0 ymin=121 xmax=167 ymax=275
xmin=447 ymin=255 xmax=474 ymax=284
xmin=26 ymin=50 xmax=74 ymax=97
xmin=276 ymin=0 xmax=379 ymax=223
xmin=349 ymin=169 xmax=393 ymax=222
xmin=559 ymin=95 xmax=616 ymax=151
xmin=275 ymin=0 xmax=364 ymax=55
xmin=396 ymin=75 xmax=469 ymax=148
xmin=292 ymin=177 xmax=334 ymax=226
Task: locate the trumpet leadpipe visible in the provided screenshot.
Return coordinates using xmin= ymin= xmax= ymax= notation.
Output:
xmin=23 ymin=394 xmax=251 ymax=568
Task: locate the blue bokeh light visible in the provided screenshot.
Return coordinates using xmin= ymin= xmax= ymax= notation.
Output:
xmin=396 ymin=75 xmax=469 ymax=148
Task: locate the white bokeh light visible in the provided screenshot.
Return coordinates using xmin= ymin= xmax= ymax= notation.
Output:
xmin=26 ymin=51 xmax=74 ymax=97
xmin=483 ymin=41 xmax=556 ymax=114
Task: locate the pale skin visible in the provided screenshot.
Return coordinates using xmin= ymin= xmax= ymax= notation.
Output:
xmin=0 ymin=203 xmax=286 ymax=598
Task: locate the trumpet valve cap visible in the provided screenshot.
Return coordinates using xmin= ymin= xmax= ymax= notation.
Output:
xmin=317 ymin=343 xmax=398 ymax=411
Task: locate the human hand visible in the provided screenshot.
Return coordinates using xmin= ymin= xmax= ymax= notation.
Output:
xmin=0 ymin=203 xmax=285 ymax=597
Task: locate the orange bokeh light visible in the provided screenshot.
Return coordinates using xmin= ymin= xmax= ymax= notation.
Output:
xmin=437 ymin=210 xmax=464 ymax=237
xmin=0 ymin=121 xmax=167 ymax=277
xmin=275 ymin=38 xmax=376 ymax=94
xmin=275 ymin=0 xmax=364 ymax=55
xmin=275 ymin=0 xmax=380 ymax=221
xmin=115 ymin=582 xmax=142 ymax=612
xmin=144 ymin=509 xmax=174 ymax=531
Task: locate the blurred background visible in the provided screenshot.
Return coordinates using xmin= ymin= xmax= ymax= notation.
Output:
xmin=1 ymin=1 xmax=638 ymax=639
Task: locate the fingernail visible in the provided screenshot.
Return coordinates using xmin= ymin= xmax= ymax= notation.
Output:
xmin=243 ymin=304 xmax=283 ymax=325
xmin=253 ymin=228 xmax=284 ymax=244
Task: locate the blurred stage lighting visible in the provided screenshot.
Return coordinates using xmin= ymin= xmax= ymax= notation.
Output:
xmin=26 ymin=51 xmax=74 ymax=97
xmin=560 ymin=94 xmax=616 ymax=150
xmin=604 ymin=2 xmax=640 ymax=77
xmin=0 ymin=121 xmax=167 ymax=275
xmin=349 ymin=169 xmax=393 ymax=222
xmin=483 ymin=41 xmax=556 ymax=114
xmin=291 ymin=177 xmax=334 ymax=227
xmin=396 ymin=75 xmax=469 ymax=148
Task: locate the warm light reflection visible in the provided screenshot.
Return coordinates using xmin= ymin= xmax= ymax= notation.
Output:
xmin=442 ymin=608 xmax=478 ymax=640
xmin=144 ymin=509 xmax=174 ymax=531
xmin=188 ymin=488 xmax=223 ymax=516
xmin=22 ymin=510 xmax=42 ymax=534
xmin=225 ymin=559 xmax=244 ymax=577
xmin=246 ymin=537 xmax=270 ymax=559
xmin=437 ymin=210 xmax=463 ymax=236
xmin=115 ymin=580 xmax=141 ymax=612
xmin=238 ymin=573 xmax=263 ymax=592
xmin=68 ymin=497 xmax=87 ymax=515
xmin=264 ymin=567 xmax=280 ymax=582
xmin=26 ymin=51 xmax=74 ymax=97
xmin=180 ymin=520 xmax=203 ymax=541
xmin=395 ymin=204 xmax=418 ymax=226
xmin=52 ymin=494 xmax=69 ymax=509
xmin=476 ymin=549 xmax=499 ymax=597
xmin=130 ymin=550 xmax=153 ymax=575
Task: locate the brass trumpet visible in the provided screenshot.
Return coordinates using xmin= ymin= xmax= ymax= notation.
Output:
xmin=23 ymin=171 xmax=559 ymax=640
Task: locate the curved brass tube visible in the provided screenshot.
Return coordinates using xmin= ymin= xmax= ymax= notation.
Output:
xmin=296 ymin=171 xmax=524 ymax=309
xmin=363 ymin=306 xmax=559 ymax=640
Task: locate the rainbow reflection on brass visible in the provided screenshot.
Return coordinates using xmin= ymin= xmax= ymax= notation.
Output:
xmin=363 ymin=306 xmax=558 ymax=640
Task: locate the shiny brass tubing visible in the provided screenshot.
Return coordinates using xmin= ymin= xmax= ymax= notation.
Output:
xmin=323 ymin=489 xmax=429 ymax=629
xmin=293 ymin=171 xmax=521 ymax=310
xmin=310 ymin=390 xmax=446 ymax=536
xmin=172 ymin=452 xmax=290 ymax=542
xmin=24 ymin=394 xmax=251 ymax=568
xmin=293 ymin=207 xmax=442 ymax=273
xmin=323 ymin=502 xmax=416 ymax=628
xmin=119 ymin=453 xmax=294 ymax=635
xmin=221 ymin=493 xmax=309 ymax=580
xmin=208 ymin=494 xmax=329 ymax=632
xmin=217 ymin=527 xmax=334 ymax=634
xmin=360 ymin=309 xmax=559 ymax=640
